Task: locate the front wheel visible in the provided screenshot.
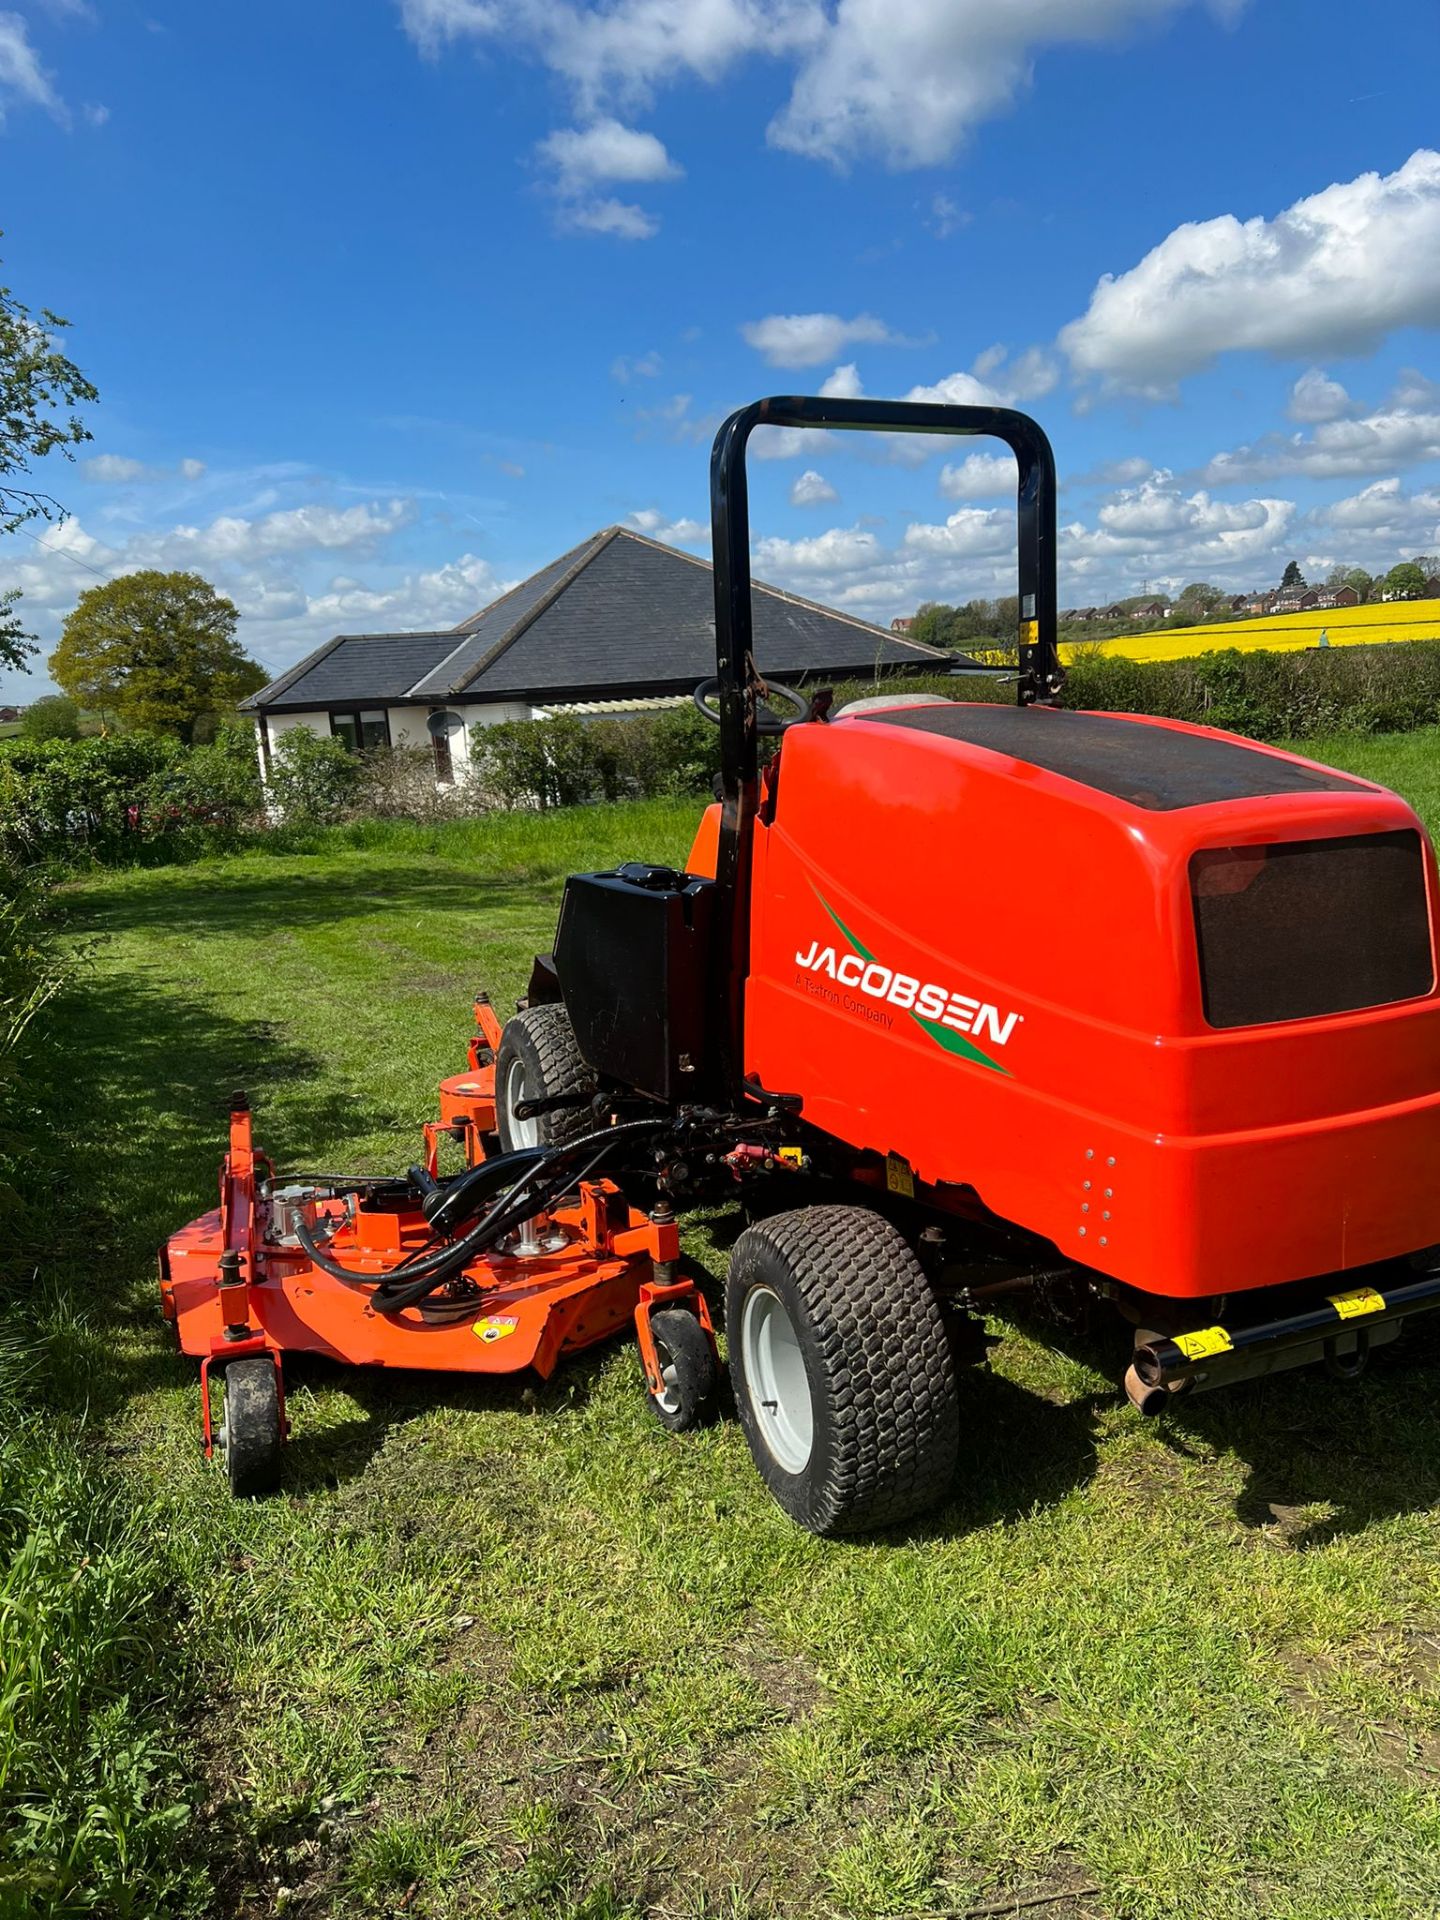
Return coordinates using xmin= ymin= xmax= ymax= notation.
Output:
xmin=495 ymin=1004 xmax=596 ymax=1153
xmin=221 ymin=1357 xmax=284 ymax=1498
xmin=726 ymin=1206 xmax=960 ymax=1535
xmin=644 ymin=1308 xmax=718 ymax=1432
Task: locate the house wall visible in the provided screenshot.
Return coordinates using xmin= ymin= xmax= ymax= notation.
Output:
xmin=255 ymin=701 xmax=535 ymax=785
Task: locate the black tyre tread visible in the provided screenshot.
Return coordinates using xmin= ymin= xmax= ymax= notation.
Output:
xmin=497 ymin=1004 xmax=595 ymax=1151
xmin=647 ymin=1308 xmax=717 ymax=1432
xmin=224 ymin=1357 xmax=282 ymax=1498
xmin=727 ymin=1205 xmax=959 ymax=1535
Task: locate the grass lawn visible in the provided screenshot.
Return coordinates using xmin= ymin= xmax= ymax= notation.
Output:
xmin=31 ymin=738 xmax=1440 ymax=1919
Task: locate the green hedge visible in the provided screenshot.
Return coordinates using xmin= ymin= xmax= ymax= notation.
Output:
xmin=0 ymin=724 xmax=263 ymax=863
xmin=6 ymin=641 xmax=1440 ymax=865
xmin=1058 ymin=640 xmax=1440 ymax=740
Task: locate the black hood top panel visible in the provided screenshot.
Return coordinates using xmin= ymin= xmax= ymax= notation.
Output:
xmin=867 ymin=704 xmax=1364 ymax=812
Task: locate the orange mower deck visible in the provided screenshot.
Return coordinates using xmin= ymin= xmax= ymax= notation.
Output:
xmin=159 ymin=998 xmax=711 ymax=1477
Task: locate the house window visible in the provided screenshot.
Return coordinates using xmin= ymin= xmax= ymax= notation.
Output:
xmin=427 ymin=710 xmax=465 ymax=784
xmin=329 ymin=709 xmax=390 ymax=753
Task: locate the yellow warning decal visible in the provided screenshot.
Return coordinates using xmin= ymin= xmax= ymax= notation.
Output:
xmin=1328 ymin=1286 xmax=1386 ymax=1321
xmin=474 ymin=1315 xmax=518 ymax=1344
xmin=1021 ymin=619 xmax=1039 ymax=647
xmin=1173 ymin=1325 xmax=1233 ymax=1361
xmin=885 ymin=1152 xmax=915 ymax=1198
xmin=777 ymin=1146 xmax=804 ymax=1169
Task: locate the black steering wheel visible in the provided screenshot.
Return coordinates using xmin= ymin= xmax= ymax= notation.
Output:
xmin=692 ymin=676 xmax=811 ymax=734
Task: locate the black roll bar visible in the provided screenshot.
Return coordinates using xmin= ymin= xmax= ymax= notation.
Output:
xmin=707 ymin=394 xmax=1062 ymax=1101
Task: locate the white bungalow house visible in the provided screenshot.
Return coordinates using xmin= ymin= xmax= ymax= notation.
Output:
xmin=241 ymin=525 xmax=948 ymax=785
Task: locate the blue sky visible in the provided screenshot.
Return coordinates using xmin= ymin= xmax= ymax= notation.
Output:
xmin=2 ymin=0 xmax=1438 ymax=698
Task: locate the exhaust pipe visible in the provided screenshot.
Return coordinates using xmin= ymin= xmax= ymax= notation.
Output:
xmin=1123 ymin=1363 xmax=1168 ymax=1417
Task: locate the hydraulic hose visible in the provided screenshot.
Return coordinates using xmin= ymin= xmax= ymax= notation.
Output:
xmin=294 ymin=1117 xmax=669 ymax=1316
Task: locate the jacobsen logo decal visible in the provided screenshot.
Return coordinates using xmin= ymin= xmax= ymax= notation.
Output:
xmin=795 ymin=893 xmax=1022 ymax=1075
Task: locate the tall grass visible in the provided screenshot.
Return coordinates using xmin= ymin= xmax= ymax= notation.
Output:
xmin=0 ymin=862 xmax=202 ymax=1919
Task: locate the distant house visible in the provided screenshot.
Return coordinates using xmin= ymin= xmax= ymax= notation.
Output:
xmin=1242 ymin=592 xmax=1274 ymax=616
xmin=0 ymin=705 xmax=19 ymax=724
xmin=1272 ymin=588 xmax=1312 ymax=614
xmin=1312 ymin=585 xmax=1361 ymax=611
xmin=1102 ymin=603 xmax=1128 ymax=620
xmin=1135 ymin=600 xmax=1170 ymax=620
xmin=242 ymin=525 xmax=949 ymax=785
xmin=1426 ymin=575 xmax=1440 ymax=600
xmin=890 ymin=615 xmax=915 ymax=633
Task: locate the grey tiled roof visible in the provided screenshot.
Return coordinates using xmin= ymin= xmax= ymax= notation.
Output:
xmin=244 ymin=527 xmax=946 ymax=712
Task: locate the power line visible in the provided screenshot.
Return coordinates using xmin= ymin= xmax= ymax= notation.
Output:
xmin=10 ymin=521 xmax=114 ymax=581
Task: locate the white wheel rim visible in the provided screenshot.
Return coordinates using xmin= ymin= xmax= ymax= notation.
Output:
xmin=653 ymin=1338 xmax=682 ymax=1415
xmin=740 ymin=1285 xmax=813 ymax=1474
xmin=503 ymin=1056 xmax=538 ymax=1149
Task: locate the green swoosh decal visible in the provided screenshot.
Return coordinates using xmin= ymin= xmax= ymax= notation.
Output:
xmin=816 ymin=891 xmax=1008 ymax=1076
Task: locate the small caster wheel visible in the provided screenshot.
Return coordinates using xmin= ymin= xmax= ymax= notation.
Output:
xmin=645 ymin=1309 xmax=717 ymax=1433
xmin=220 ymin=1357 xmax=284 ymax=1497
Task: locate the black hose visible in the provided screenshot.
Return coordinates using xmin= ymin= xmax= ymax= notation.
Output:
xmin=296 ymin=1118 xmax=669 ymax=1316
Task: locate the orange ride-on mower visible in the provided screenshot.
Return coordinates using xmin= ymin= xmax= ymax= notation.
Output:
xmin=165 ymin=393 xmax=1440 ymax=1529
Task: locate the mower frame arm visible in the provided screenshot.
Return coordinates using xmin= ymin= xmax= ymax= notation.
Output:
xmin=706 ymin=393 xmax=1062 ymax=1101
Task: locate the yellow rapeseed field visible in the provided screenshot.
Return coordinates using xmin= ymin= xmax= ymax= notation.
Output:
xmin=1062 ymin=597 xmax=1440 ymax=665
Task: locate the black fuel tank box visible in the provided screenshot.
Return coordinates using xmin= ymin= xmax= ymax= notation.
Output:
xmin=553 ymin=865 xmax=715 ymax=1103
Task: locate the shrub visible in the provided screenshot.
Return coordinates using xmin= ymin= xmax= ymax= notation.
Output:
xmin=19 ymin=696 xmax=81 ymax=742
xmin=0 ymin=724 xmax=264 ymax=863
xmin=264 ymin=725 xmax=363 ymax=825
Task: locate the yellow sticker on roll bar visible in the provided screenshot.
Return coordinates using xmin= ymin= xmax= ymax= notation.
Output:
xmin=1327 ymin=1286 xmax=1386 ymax=1320
xmin=1173 ymin=1325 xmax=1233 ymax=1360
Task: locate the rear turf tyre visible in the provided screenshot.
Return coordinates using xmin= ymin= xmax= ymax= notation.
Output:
xmin=726 ymin=1205 xmax=960 ymax=1536
xmin=495 ymin=1004 xmax=596 ymax=1153
xmin=221 ymin=1357 xmax=283 ymax=1498
xmin=645 ymin=1308 xmax=717 ymax=1432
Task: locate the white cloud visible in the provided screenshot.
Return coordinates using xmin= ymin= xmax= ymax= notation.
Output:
xmin=1063 ymin=477 xmax=1296 ymax=569
xmin=611 ymin=349 xmax=662 ymax=382
xmin=625 ymin=507 xmax=706 ymax=544
xmin=927 ymin=193 xmax=969 ymax=238
xmin=82 ymin=453 xmax=209 ymax=484
xmin=769 ymin=0 xmax=1223 ymax=169
xmin=401 ymin=2 xmax=1242 ymax=176
xmin=819 ymin=360 xmax=864 ymax=399
xmin=1199 ymin=399 xmax=1440 ymax=486
xmin=1061 ymin=150 xmax=1440 ymax=393
xmin=306 ymin=553 xmax=518 ymax=630
xmin=1287 ymin=368 xmax=1353 ymax=424
xmin=754 ymin=523 xmax=886 ymax=576
xmin=560 ymin=196 xmax=657 ymax=239
xmin=536 ymin=116 xmax=680 ymax=237
xmin=0 ymin=11 xmax=66 ymax=126
xmin=903 ymin=504 xmax=1014 ymax=559
xmin=741 ymin=311 xmax=919 ymax=367
xmin=538 ymin=116 xmax=681 ymax=187
xmin=938 ymin=451 xmax=1016 ymax=499
xmin=82 ymin=454 xmax=148 ymax=483
xmin=160 ymin=500 xmax=415 ymax=567
xmin=790 ymin=469 xmax=838 ymax=506
xmin=1318 ymin=477 xmax=1440 ymax=541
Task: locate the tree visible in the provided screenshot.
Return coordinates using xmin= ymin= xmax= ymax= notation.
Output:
xmin=1382 ymin=561 xmax=1426 ymax=601
xmin=19 ymin=694 xmax=81 ymax=740
xmin=0 ymin=244 xmax=98 ymax=672
xmin=1344 ymin=567 xmax=1374 ymax=598
xmin=49 ymin=571 xmax=267 ymax=741
xmin=1279 ymin=560 xmax=1306 ymax=590
xmin=0 ymin=587 xmax=35 ymax=674
xmin=1 ymin=245 xmax=97 ymax=536
xmin=1177 ymin=581 xmax=1224 ymax=613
